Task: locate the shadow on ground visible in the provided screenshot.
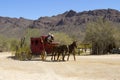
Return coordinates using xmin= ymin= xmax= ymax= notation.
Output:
xmin=7 ymin=56 xmax=66 ymax=62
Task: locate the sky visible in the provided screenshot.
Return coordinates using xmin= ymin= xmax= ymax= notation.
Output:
xmin=0 ymin=0 xmax=120 ymax=20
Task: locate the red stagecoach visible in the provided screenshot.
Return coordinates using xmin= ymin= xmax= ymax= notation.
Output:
xmin=30 ymin=36 xmax=59 ymax=60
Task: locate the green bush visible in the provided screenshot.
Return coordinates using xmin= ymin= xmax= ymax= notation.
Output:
xmin=15 ymin=44 xmax=32 ymax=60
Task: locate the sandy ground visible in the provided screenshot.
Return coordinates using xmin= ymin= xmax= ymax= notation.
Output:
xmin=0 ymin=52 xmax=120 ymax=80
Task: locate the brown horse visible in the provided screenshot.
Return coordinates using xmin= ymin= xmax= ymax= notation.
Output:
xmin=51 ymin=45 xmax=68 ymax=61
xmin=51 ymin=41 xmax=77 ymax=61
xmin=67 ymin=41 xmax=77 ymax=61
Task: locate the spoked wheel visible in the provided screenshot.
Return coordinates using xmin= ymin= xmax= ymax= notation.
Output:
xmin=41 ymin=51 xmax=47 ymax=61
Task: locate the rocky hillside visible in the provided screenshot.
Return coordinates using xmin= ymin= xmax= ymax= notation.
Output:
xmin=0 ymin=9 xmax=120 ymax=40
xmin=0 ymin=17 xmax=33 ymax=38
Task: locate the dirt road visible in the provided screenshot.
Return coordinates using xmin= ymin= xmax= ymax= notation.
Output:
xmin=0 ymin=52 xmax=120 ymax=80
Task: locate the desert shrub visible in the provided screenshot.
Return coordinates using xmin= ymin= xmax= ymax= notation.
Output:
xmin=84 ymin=18 xmax=119 ymax=54
xmin=15 ymin=44 xmax=31 ymax=60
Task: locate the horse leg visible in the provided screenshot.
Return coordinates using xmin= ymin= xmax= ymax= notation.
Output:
xmin=51 ymin=52 xmax=54 ymax=60
xmin=57 ymin=53 xmax=60 ymax=61
xmin=54 ymin=52 xmax=57 ymax=61
xmin=73 ymin=52 xmax=76 ymax=61
xmin=63 ymin=51 xmax=68 ymax=61
xmin=67 ymin=53 xmax=70 ymax=61
xmin=62 ymin=52 xmax=65 ymax=61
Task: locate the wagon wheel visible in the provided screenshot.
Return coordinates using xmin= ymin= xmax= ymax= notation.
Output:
xmin=41 ymin=51 xmax=47 ymax=61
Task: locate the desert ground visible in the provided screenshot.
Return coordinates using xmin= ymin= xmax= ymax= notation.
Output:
xmin=0 ymin=52 xmax=120 ymax=80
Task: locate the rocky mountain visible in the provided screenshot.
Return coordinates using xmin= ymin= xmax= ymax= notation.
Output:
xmin=0 ymin=9 xmax=120 ymax=40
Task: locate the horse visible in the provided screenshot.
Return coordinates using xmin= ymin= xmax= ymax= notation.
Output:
xmin=51 ymin=41 xmax=77 ymax=61
xmin=51 ymin=44 xmax=68 ymax=61
xmin=67 ymin=41 xmax=77 ymax=61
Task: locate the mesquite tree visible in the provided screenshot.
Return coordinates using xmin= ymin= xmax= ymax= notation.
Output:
xmin=85 ymin=19 xmax=116 ymax=54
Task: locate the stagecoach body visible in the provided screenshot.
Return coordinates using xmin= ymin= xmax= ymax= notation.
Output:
xmin=30 ymin=36 xmax=59 ymax=56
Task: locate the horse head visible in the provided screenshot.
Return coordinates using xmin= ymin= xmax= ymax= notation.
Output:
xmin=72 ymin=41 xmax=77 ymax=48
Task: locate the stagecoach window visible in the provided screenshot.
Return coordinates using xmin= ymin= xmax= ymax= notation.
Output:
xmin=35 ymin=40 xmax=38 ymax=45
